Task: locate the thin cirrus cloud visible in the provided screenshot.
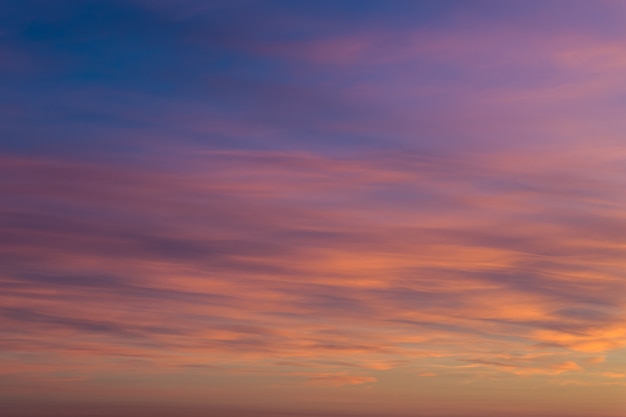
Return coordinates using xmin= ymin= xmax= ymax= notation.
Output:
xmin=1 ymin=1 xmax=626 ymax=417
xmin=2 ymin=147 xmax=625 ymax=394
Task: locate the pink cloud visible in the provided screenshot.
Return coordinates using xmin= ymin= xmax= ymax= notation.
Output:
xmin=1 ymin=145 xmax=626 ymax=414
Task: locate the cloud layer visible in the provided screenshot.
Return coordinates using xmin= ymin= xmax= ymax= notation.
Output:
xmin=1 ymin=147 xmax=625 ymax=415
xmin=1 ymin=1 xmax=626 ymax=416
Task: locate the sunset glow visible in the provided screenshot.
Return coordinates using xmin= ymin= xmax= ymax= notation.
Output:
xmin=1 ymin=1 xmax=625 ymax=416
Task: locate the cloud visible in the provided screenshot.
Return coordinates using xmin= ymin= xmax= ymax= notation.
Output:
xmin=3 ymin=1 xmax=626 ymax=416
xmin=600 ymin=372 xmax=625 ymax=379
xmin=303 ymin=373 xmax=377 ymax=386
xmin=1 ymin=146 xmax=625 ymax=390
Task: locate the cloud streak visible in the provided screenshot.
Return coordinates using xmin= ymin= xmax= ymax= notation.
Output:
xmin=2 ymin=148 xmax=625 ymax=388
xmin=2 ymin=1 xmax=626 ymax=416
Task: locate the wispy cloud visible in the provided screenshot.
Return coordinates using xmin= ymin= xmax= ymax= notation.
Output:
xmin=2 ymin=147 xmax=625 ymax=387
xmin=3 ymin=1 xmax=626 ymax=416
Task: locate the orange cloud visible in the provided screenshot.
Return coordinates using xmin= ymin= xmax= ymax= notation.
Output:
xmin=303 ymin=373 xmax=377 ymax=386
xmin=1 ymin=146 xmax=626 ymax=405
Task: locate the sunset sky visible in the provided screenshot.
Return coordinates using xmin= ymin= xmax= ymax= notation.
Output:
xmin=1 ymin=1 xmax=626 ymax=416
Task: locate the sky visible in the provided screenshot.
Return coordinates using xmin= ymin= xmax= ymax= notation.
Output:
xmin=1 ymin=1 xmax=626 ymax=416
